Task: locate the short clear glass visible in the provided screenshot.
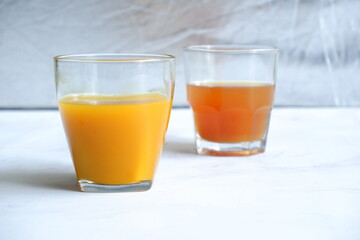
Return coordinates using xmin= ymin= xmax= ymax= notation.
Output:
xmin=184 ymin=45 xmax=278 ymax=156
xmin=54 ymin=54 xmax=175 ymax=192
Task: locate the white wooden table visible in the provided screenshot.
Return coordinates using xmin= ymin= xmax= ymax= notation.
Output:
xmin=1 ymin=108 xmax=359 ymax=240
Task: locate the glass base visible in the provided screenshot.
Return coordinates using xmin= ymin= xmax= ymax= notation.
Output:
xmin=78 ymin=180 xmax=152 ymax=192
xmin=196 ymin=134 xmax=266 ymax=156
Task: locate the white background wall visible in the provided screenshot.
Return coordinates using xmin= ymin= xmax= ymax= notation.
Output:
xmin=0 ymin=0 xmax=359 ymax=108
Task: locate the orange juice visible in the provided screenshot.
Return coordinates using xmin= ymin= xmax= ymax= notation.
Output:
xmin=58 ymin=94 xmax=172 ymax=185
xmin=187 ymin=82 xmax=274 ymax=143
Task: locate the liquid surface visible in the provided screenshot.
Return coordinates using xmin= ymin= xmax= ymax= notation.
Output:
xmin=187 ymin=81 xmax=274 ymax=143
xmin=59 ymin=93 xmax=172 ymax=185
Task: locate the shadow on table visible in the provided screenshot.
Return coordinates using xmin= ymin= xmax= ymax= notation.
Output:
xmin=1 ymin=140 xmax=196 ymax=192
xmin=0 ymin=168 xmax=78 ymax=192
xmin=163 ymin=139 xmax=195 ymax=155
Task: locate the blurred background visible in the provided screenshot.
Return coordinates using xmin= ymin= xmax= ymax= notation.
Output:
xmin=0 ymin=0 xmax=359 ymax=108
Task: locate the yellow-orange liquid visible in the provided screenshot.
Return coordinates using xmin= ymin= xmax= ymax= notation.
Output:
xmin=187 ymin=82 xmax=274 ymax=143
xmin=59 ymin=94 xmax=172 ymax=185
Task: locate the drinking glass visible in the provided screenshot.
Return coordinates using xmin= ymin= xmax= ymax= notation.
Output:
xmin=54 ymin=54 xmax=175 ymax=192
xmin=184 ymin=45 xmax=278 ymax=156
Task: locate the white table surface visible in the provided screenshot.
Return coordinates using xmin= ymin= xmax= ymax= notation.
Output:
xmin=1 ymin=108 xmax=359 ymax=240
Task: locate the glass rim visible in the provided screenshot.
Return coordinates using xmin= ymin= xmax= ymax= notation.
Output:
xmin=184 ymin=45 xmax=279 ymax=53
xmin=54 ymin=53 xmax=175 ymax=62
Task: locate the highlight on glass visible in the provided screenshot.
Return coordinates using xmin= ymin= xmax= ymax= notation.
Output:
xmin=184 ymin=45 xmax=279 ymax=156
xmin=54 ymin=53 xmax=175 ymax=192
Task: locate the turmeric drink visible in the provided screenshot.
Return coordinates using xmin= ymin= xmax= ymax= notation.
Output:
xmin=59 ymin=93 xmax=172 ymax=185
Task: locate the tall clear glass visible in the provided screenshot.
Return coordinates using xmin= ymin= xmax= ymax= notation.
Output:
xmin=184 ymin=45 xmax=278 ymax=156
xmin=54 ymin=54 xmax=175 ymax=192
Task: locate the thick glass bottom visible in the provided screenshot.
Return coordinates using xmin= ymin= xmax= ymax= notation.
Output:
xmin=196 ymin=134 xmax=266 ymax=156
xmin=78 ymin=180 xmax=152 ymax=192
